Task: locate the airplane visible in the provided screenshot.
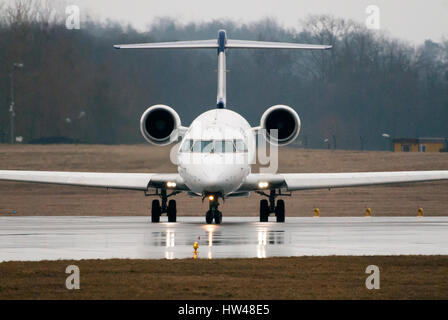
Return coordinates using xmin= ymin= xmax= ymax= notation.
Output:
xmin=1 ymin=30 xmax=448 ymax=224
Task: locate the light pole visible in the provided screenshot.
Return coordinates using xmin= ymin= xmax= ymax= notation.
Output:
xmin=324 ymin=138 xmax=330 ymax=149
xmin=9 ymin=62 xmax=24 ymax=144
xmin=381 ymin=133 xmax=391 ymax=151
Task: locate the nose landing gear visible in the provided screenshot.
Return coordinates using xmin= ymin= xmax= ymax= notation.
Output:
xmin=205 ymin=195 xmax=222 ymax=224
xmin=257 ymin=189 xmax=287 ymax=223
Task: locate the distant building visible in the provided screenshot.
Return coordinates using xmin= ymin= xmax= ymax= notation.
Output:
xmin=393 ymin=137 xmax=446 ymax=152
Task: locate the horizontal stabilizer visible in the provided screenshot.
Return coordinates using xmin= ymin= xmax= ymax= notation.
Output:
xmin=114 ymin=39 xmax=218 ymax=49
xmin=226 ymin=39 xmax=332 ymax=50
xmin=114 ymin=39 xmax=332 ymax=51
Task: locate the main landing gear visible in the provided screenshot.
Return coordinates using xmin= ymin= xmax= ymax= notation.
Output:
xmin=205 ymin=195 xmax=222 ymax=224
xmin=258 ymin=189 xmax=287 ymax=223
xmin=147 ymin=189 xmax=180 ymax=223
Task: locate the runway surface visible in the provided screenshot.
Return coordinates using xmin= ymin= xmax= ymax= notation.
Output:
xmin=1 ymin=216 xmax=448 ymax=261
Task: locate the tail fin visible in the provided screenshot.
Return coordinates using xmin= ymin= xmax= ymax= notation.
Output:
xmin=114 ymin=30 xmax=332 ymax=109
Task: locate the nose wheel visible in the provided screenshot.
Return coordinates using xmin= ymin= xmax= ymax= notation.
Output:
xmin=206 ymin=195 xmax=222 ymax=224
xmin=258 ymin=189 xmax=287 ymax=223
xmin=206 ymin=209 xmax=222 ymax=224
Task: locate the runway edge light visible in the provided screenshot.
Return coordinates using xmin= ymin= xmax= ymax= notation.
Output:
xmin=365 ymin=208 xmax=372 ymax=217
xmin=418 ymin=208 xmax=423 ymax=218
xmin=193 ymin=241 xmax=199 ymax=259
xmin=314 ymin=208 xmax=320 ymax=218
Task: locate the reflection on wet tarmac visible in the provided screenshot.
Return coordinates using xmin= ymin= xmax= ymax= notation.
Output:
xmin=1 ymin=216 xmax=448 ymax=261
xmin=147 ymin=223 xmax=285 ymax=259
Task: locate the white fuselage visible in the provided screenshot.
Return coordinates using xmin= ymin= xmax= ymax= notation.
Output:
xmin=177 ymin=109 xmax=255 ymax=195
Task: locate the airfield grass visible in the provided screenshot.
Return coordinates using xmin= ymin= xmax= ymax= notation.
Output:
xmin=0 ymin=256 xmax=447 ymax=299
xmin=1 ymin=144 xmax=448 ymax=217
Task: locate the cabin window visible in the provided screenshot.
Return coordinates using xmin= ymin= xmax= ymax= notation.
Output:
xmin=180 ymin=139 xmax=193 ymax=152
xmin=183 ymin=139 xmax=247 ymax=153
xmin=200 ymin=140 xmax=214 ymax=153
xmin=235 ymin=139 xmax=248 ymax=152
xmin=192 ymin=140 xmax=202 ymax=152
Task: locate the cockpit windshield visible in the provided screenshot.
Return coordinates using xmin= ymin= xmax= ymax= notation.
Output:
xmin=180 ymin=139 xmax=247 ymax=153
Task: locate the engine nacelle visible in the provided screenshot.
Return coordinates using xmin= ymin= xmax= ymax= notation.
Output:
xmin=140 ymin=104 xmax=181 ymax=145
xmin=260 ymin=105 xmax=301 ymax=146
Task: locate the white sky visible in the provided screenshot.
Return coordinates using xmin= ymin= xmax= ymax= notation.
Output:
xmin=72 ymin=0 xmax=448 ymax=44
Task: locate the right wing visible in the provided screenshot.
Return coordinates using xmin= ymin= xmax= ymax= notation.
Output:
xmin=239 ymin=171 xmax=448 ymax=192
xmin=0 ymin=171 xmax=188 ymax=191
xmin=281 ymin=171 xmax=448 ymax=191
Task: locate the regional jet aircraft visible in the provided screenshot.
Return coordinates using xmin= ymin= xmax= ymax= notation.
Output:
xmin=1 ymin=30 xmax=448 ymax=224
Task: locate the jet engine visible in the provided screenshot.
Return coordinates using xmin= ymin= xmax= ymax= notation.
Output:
xmin=140 ymin=104 xmax=181 ymax=145
xmin=260 ymin=105 xmax=301 ymax=146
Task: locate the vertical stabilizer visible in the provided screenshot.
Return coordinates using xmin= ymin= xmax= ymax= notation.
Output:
xmin=216 ymin=30 xmax=227 ymax=109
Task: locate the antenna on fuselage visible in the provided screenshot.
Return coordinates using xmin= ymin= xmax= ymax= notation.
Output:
xmin=114 ymin=30 xmax=332 ymax=110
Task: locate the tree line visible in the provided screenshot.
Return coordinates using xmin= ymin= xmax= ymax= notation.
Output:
xmin=0 ymin=0 xmax=447 ymax=149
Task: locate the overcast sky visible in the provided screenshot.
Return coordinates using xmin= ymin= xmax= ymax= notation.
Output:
xmin=73 ymin=0 xmax=448 ymax=44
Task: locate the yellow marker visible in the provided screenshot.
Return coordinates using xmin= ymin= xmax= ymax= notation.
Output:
xmin=314 ymin=208 xmax=320 ymax=218
xmin=418 ymin=208 xmax=423 ymax=218
xmin=193 ymin=241 xmax=199 ymax=259
xmin=365 ymin=208 xmax=372 ymax=217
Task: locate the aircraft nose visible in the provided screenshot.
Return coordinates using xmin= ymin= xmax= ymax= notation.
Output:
xmin=201 ymin=168 xmax=224 ymax=192
xmin=200 ymin=165 xmax=241 ymax=192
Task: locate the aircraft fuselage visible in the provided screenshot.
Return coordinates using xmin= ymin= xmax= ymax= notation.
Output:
xmin=177 ymin=108 xmax=255 ymax=196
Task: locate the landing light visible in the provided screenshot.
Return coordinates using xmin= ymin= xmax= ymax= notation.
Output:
xmin=258 ymin=181 xmax=269 ymax=189
xmin=208 ymin=195 xmax=215 ymax=201
xmin=166 ymin=181 xmax=177 ymax=188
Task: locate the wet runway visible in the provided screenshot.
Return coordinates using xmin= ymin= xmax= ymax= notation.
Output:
xmin=1 ymin=216 xmax=448 ymax=261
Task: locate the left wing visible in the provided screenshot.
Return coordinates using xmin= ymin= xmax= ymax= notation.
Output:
xmin=239 ymin=171 xmax=448 ymax=192
xmin=0 ymin=171 xmax=188 ymax=191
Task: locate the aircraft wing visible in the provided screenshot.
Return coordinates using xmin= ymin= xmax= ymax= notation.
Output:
xmin=240 ymin=171 xmax=448 ymax=192
xmin=0 ymin=171 xmax=188 ymax=191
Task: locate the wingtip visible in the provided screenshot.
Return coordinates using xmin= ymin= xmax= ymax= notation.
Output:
xmin=113 ymin=45 xmax=121 ymax=49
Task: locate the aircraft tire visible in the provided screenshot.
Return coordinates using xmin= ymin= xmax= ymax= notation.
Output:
xmin=206 ymin=210 xmax=213 ymax=224
xmin=167 ymin=199 xmax=177 ymax=222
xmin=214 ymin=211 xmax=222 ymax=224
xmin=151 ymin=199 xmax=161 ymax=223
xmin=275 ymin=200 xmax=285 ymax=223
xmin=260 ymin=199 xmax=269 ymax=222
